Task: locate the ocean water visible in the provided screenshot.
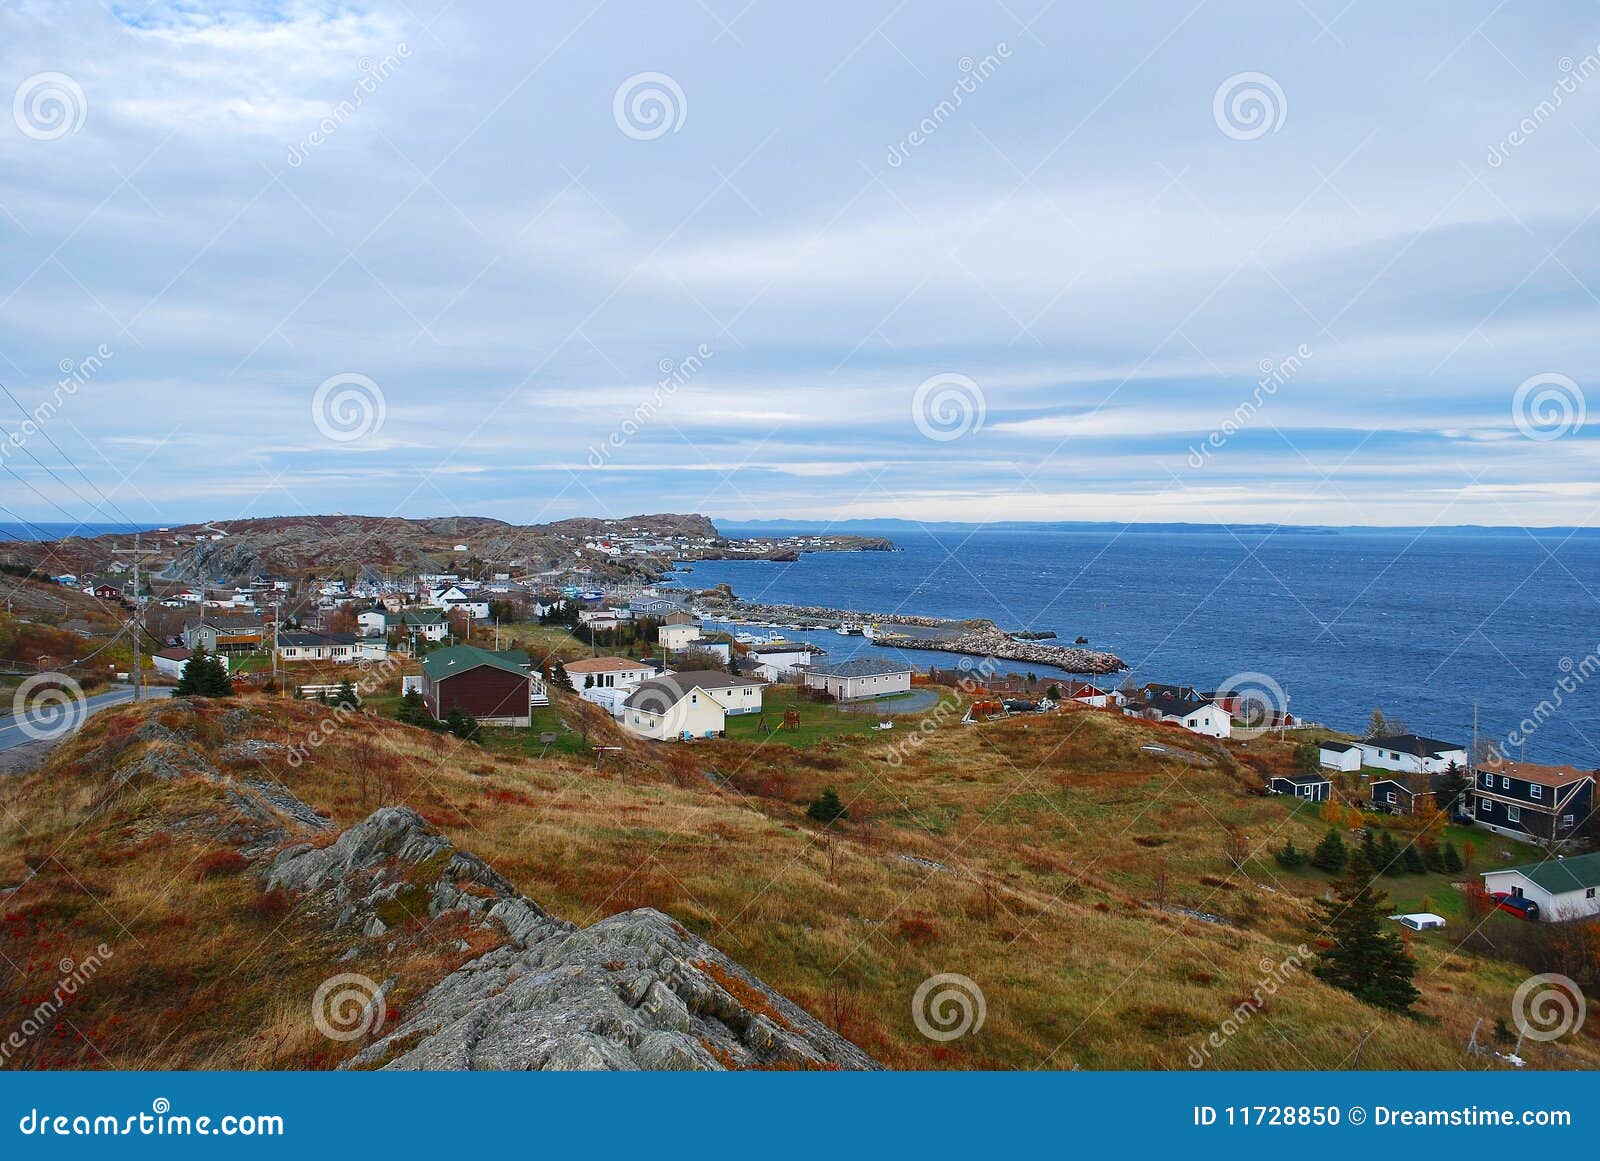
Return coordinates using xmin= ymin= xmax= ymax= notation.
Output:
xmin=0 ymin=522 xmax=154 ymax=541
xmin=678 ymin=527 xmax=1600 ymax=767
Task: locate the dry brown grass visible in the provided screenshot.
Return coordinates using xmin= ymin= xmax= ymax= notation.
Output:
xmin=0 ymin=692 xmax=1594 ymax=1071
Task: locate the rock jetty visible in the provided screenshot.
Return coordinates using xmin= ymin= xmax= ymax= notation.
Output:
xmin=693 ymin=595 xmax=1124 ymax=674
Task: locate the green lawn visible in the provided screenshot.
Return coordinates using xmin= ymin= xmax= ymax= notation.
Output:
xmin=1266 ymin=799 xmax=1546 ymax=924
xmin=480 ymin=704 xmax=592 ymax=759
xmin=720 ymin=685 xmax=932 ymax=748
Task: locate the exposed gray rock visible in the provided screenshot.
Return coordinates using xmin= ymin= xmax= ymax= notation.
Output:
xmin=269 ymin=807 xmax=878 ymax=1072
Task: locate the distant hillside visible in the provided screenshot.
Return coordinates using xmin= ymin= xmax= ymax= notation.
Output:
xmin=0 ymin=513 xmax=721 ymax=585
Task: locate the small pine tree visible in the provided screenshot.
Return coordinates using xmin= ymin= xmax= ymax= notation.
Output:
xmin=806 ymin=788 xmax=848 ymax=824
xmin=1401 ymin=843 xmax=1426 ymax=875
xmin=1366 ymin=708 xmax=1388 ymax=739
xmin=1310 ymin=829 xmax=1348 ymax=873
xmin=1377 ymin=831 xmax=1402 ymax=876
xmin=1361 ymin=826 xmax=1379 ymax=867
xmin=443 ymin=707 xmax=481 ymax=743
xmin=1295 ymin=741 xmax=1321 ymax=774
xmin=335 ymin=678 xmax=359 ymax=709
xmin=176 ymin=648 xmax=233 ymax=698
xmin=1311 ymin=852 xmax=1420 ymax=1013
xmin=1275 ymin=838 xmax=1306 ymax=868
xmin=1442 ymin=841 xmax=1463 ymax=874
xmin=552 ymin=661 xmax=574 ymax=692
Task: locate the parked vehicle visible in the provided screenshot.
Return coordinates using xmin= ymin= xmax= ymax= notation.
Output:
xmin=1490 ymin=892 xmax=1541 ymax=921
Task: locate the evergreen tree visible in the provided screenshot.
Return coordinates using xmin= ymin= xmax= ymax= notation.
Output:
xmin=1434 ymin=761 xmax=1469 ymax=817
xmin=1275 ymin=838 xmax=1306 ymax=868
xmin=395 ymin=689 xmax=445 ymax=732
xmin=443 ymin=707 xmax=481 ymax=743
xmin=1295 ymin=741 xmax=1321 ymax=774
xmin=1377 ymin=831 xmax=1402 ymax=876
xmin=806 ymin=788 xmax=848 ymax=824
xmin=335 ymin=678 xmax=359 ymax=709
xmin=1366 ymin=708 xmax=1388 ymax=738
xmin=175 ymin=648 xmax=233 ymax=697
xmin=552 ymin=661 xmax=574 ymax=692
xmin=1360 ymin=826 xmax=1379 ymax=867
xmin=1311 ymin=853 xmax=1420 ymax=1013
xmin=1310 ymin=829 xmax=1348 ymax=873
xmin=1441 ymin=841 xmax=1463 ymax=874
xmin=1401 ymin=843 xmax=1426 ymax=874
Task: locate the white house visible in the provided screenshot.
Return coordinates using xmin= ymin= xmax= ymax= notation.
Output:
xmin=152 ymin=647 xmax=229 ymax=679
xmin=357 ymin=610 xmax=387 ymax=637
xmin=563 ymin=656 xmax=657 ymax=690
xmin=801 ymin=658 xmax=914 ymax=702
xmin=1124 ymin=694 xmax=1231 ymax=739
xmin=398 ymin=609 xmax=449 ymax=642
xmin=1319 ymin=740 xmax=1363 ymax=772
xmin=276 ymin=630 xmax=361 ymax=663
xmin=1067 ymin=683 xmax=1117 ymax=708
xmin=1481 ymin=852 xmax=1600 ymax=923
xmin=658 ymin=616 xmax=704 ymax=652
xmin=748 ymin=647 xmax=819 ymax=682
xmin=1358 ymin=734 xmax=1468 ymax=775
xmin=620 ymin=673 xmax=731 ymax=741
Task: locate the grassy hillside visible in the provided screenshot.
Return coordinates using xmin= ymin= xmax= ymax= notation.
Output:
xmin=0 ymin=684 xmax=1594 ymax=1070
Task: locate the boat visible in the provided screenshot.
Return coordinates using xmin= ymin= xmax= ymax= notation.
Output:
xmin=835 ymin=622 xmax=864 ymax=636
xmin=578 ymin=589 xmax=604 ymax=601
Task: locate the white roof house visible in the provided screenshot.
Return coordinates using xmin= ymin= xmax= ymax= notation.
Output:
xmin=1319 ymin=740 xmax=1363 ymax=771
xmin=801 ymin=658 xmax=913 ymax=702
xmin=1481 ymin=853 xmax=1600 ymax=923
xmin=1357 ymin=734 xmax=1467 ymax=775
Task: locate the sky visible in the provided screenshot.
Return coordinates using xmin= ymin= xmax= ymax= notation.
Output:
xmin=1 ymin=0 xmax=1598 ymax=529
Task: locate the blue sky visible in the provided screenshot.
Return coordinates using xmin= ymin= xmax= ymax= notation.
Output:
xmin=1 ymin=0 xmax=1597 ymax=527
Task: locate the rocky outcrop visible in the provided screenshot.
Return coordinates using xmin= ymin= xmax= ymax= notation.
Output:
xmin=268 ymin=807 xmax=878 ymax=1072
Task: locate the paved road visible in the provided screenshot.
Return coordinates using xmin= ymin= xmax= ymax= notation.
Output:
xmin=0 ymin=683 xmax=172 ymax=753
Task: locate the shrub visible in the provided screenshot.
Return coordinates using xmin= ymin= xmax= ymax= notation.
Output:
xmin=195 ymin=850 xmax=249 ymax=879
xmin=806 ymin=788 xmax=848 ymax=824
xmin=1310 ymin=829 xmax=1348 ymax=873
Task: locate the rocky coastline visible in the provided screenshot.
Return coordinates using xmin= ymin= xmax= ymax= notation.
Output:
xmin=692 ymin=594 xmax=1125 ymax=674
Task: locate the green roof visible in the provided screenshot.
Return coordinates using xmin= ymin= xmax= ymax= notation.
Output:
xmin=421 ymin=644 xmax=531 ymax=682
xmin=401 ymin=610 xmax=447 ymax=625
xmin=1496 ymin=852 xmax=1600 ymax=894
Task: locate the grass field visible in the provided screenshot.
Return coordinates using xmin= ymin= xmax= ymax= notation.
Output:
xmin=0 ymin=688 xmax=1593 ymax=1071
xmin=721 ymin=685 xmax=936 ymax=747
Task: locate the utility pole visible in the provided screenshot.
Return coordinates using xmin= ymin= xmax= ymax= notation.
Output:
xmin=113 ymin=530 xmax=161 ymax=703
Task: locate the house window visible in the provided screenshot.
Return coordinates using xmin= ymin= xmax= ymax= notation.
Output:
xmin=1479 ymin=797 xmax=1492 ymax=814
xmin=1530 ymin=784 xmax=1542 ymax=799
xmin=1482 ymin=772 xmax=1492 ymax=787
xmin=1506 ymin=806 xmax=1520 ymax=823
xmin=1562 ymin=814 xmax=1575 ymax=829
